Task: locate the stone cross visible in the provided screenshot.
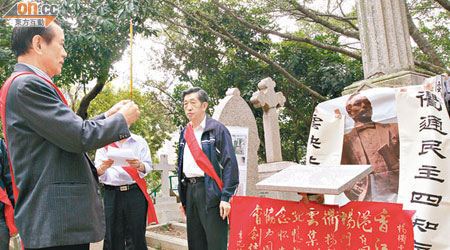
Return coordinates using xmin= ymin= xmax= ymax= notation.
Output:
xmin=250 ymin=77 xmax=286 ymax=163
xmin=153 ymin=154 xmax=176 ymax=198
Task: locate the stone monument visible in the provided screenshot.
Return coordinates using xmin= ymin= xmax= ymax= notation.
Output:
xmin=212 ymin=88 xmax=260 ymax=197
xmin=153 ymin=154 xmax=184 ymax=223
xmin=250 ymin=77 xmax=286 ymax=163
xmin=343 ymin=0 xmax=429 ymax=94
xmin=250 ymin=78 xmax=300 ymax=201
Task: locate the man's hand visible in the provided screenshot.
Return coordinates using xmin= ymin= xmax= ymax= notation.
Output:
xmin=118 ymin=101 xmax=140 ymax=126
xmin=106 ymin=100 xmax=130 ymax=117
xmin=179 ymin=204 xmax=186 ymax=217
xmin=126 ymin=158 xmax=145 ymax=173
xmin=98 ymin=159 xmax=114 ymax=175
xmin=219 ymin=201 xmax=231 ymax=220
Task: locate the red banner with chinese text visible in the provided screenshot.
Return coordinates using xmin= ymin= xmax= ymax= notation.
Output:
xmin=229 ymin=196 xmax=414 ymax=250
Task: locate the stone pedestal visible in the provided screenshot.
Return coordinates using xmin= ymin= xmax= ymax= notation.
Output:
xmin=154 ymin=197 xmax=185 ymax=224
xmin=153 ymin=154 xmax=184 ymax=224
xmin=342 ymin=70 xmax=429 ymax=95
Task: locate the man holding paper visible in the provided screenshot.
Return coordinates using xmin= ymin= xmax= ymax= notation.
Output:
xmin=177 ymin=87 xmax=239 ymax=250
xmin=95 ymin=133 xmax=157 ymax=250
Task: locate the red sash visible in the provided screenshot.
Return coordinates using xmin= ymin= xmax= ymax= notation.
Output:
xmin=0 ymin=72 xmax=60 ymax=235
xmin=105 ymin=143 xmax=158 ymax=225
xmin=184 ymin=123 xmax=223 ymax=190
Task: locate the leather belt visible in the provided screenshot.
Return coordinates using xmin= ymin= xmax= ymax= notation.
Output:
xmin=185 ymin=177 xmax=204 ymax=184
xmin=104 ymin=183 xmax=138 ymax=192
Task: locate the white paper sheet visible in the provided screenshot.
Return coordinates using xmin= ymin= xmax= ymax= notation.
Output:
xmin=106 ymin=147 xmax=135 ymax=166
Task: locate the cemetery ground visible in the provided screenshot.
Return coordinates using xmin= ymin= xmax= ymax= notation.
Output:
xmin=89 ymin=220 xmax=188 ymax=250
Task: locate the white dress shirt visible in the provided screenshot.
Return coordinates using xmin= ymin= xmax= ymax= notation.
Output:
xmin=95 ymin=133 xmax=152 ymax=186
xmin=18 ymin=62 xmax=52 ymax=82
xmin=183 ymin=115 xmax=206 ymax=178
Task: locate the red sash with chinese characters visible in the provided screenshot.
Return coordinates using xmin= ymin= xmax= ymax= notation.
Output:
xmin=0 ymin=72 xmax=63 ymax=235
xmin=105 ymin=143 xmax=158 ymax=224
xmin=184 ymin=123 xmax=224 ymax=190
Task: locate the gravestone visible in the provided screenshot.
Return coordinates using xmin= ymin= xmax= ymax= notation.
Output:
xmin=343 ymin=0 xmax=428 ymax=94
xmin=212 ymin=88 xmax=260 ymax=197
xmin=153 ymin=154 xmax=184 ymax=223
xmin=250 ymin=77 xmax=286 ymax=163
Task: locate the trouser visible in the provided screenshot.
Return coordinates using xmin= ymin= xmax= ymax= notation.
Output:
xmin=185 ymin=178 xmax=228 ymax=250
xmin=103 ymin=184 xmax=147 ymax=250
xmin=0 ymin=213 xmax=9 ymax=250
xmin=25 ymin=244 xmax=89 ymax=250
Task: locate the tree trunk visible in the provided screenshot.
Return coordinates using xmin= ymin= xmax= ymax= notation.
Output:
xmin=76 ymin=65 xmax=110 ymax=119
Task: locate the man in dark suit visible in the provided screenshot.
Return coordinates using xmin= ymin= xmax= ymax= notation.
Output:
xmin=341 ymin=92 xmax=399 ymax=202
xmin=1 ymin=21 xmax=140 ymax=249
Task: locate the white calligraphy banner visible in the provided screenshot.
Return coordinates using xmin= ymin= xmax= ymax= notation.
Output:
xmin=306 ymin=111 xmax=344 ymax=165
xmin=396 ymin=89 xmax=450 ymax=250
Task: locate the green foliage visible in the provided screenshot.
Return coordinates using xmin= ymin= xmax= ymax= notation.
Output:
xmin=157 ymin=0 xmax=363 ymax=162
xmin=0 ymin=20 xmax=15 ymax=84
xmin=409 ymin=0 xmax=450 ymax=68
xmin=56 ymin=0 xmax=157 ymax=88
xmin=87 ymin=85 xmax=176 ymax=190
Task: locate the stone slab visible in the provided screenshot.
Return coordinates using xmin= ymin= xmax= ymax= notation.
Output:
xmin=256 ymin=164 xmax=373 ymax=195
xmin=155 ymin=196 xmax=177 ymax=204
xmin=154 ymin=202 xmax=185 ymax=224
xmin=146 ymin=222 xmax=187 ymax=250
xmin=146 ymin=231 xmax=188 ymax=250
xmin=258 ymin=161 xmax=298 ymax=175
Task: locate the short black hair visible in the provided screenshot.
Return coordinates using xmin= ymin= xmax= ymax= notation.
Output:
xmin=11 ymin=21 xmax=59 ymax=57
xmin=182 ymin=87 xmax=209 ymax=103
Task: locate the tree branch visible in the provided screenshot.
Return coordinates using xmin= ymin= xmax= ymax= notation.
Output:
xmin=287 ymin=0 xmax=359 ymax=39
xmin=406 ymin=7 xmax=446 ymax=68
xmin=163 ymin=0 xmax=327 ymax=101
xmin=414 ymin=59 xmax=450 ymax=74
xmin=314 ymin=11 xmax=359 ymax=31
xmin=433 ymin=0 xmax=450 ymax=12
xmin=211 ymin=0 xmax=362 ymax=61
xmin=0 ymin=0 xmax=18 ymax=13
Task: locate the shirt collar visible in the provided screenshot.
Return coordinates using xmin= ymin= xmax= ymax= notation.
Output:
xmin=189 ymin=115 xmax=207 ymax=131
xmin=356 ymin=123 xmax=376 ymax=132
xmin=17 ymin=62 xmax=52 ymax=82
xmin=198 ymin=115 xmax=206 ymax=130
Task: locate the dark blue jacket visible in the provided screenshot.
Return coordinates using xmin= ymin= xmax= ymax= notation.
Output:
xmin=177 ymin=115 xmax=239 ymax=208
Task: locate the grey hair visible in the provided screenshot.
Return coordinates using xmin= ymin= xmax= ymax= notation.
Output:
xmin=182 ymin=87 xmax=209 ymax=103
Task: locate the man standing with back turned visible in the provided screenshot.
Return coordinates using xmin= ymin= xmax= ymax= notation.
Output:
xmin=177 ymin=87 xmax=239 ymax=250
xmin=0 ymin=21 xmax=139 ymax=249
